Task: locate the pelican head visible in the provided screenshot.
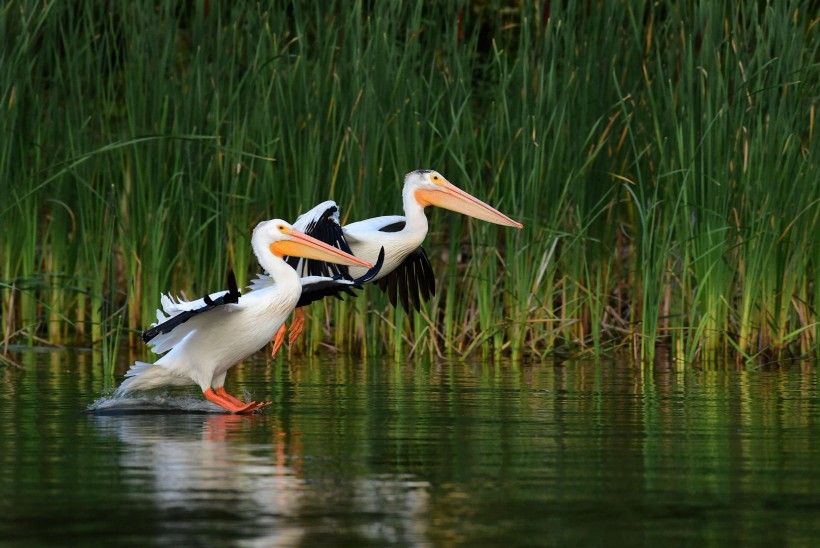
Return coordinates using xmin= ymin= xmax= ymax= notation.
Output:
xmin=253 ymin=219 xmax=373 ymax=268
xmin=403 ymin=170 xmax=523 ymax=229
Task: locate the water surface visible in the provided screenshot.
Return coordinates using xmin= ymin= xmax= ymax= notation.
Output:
xmin=2 ymin=350 xmax=819 ymax=545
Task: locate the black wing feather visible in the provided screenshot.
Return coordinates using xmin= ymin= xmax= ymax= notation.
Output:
xmin=377 ymin=270 xmax=398 ymax=309
xmin=397 ymin=260 xmax=410 ymax=312
xmin=379 ymin=220 xmax=406 ymax=233
xmin=296 ymin=247 xmax=385 ymax=308
xmin=142 ymin=270 xmax=241 ymax=344
xmin=375 ymin=246 xmax=436 ymax=313
xmin=407 ymin=256 xmax=421 ymax=312
xmin=285 ymin=204 xmax=354 ymax=279
xmin=421 ymin=247 xmax=436 ymax=299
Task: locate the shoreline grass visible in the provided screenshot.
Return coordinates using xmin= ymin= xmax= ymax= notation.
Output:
xmin=1 ymin=1 xmax=817 ymax=367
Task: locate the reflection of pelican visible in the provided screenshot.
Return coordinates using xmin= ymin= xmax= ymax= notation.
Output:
xmin=87 ymin=413 xmax=431 ymax=545
xmin=274 ymin=170 xmax=524 ymax=355
xmin=89 ymin=413 xmax=307 ymax=544
xmin=114 ymin=220 xmax=381 ymax=413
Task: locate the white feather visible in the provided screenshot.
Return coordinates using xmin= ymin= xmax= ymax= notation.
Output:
xmin=116 ymin=219 xmax=310 ymax=398
xmin=340 ymin=215 xmax=426 ymax=281
xmin=293 ymin=200 xmax=339 ymax=231
xmin=152 ymin=290 xmax=231 ymax=324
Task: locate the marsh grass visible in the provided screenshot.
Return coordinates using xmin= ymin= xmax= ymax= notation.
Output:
xmin=1 ymin=1 xmax=817 ymax=367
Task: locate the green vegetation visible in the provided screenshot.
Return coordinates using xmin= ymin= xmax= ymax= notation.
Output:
xmin=1 ymin=1 xmax=817 ymax=366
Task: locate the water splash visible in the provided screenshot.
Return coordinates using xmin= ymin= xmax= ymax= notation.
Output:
xmin=86 ymin=392 xmax=225 ymax=414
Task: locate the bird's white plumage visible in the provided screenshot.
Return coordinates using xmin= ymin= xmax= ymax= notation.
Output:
xmin=289 ymin=170 xmax=521 ymax=288
xmin=341 ymin=215 xmax=426 ymax=280
xmin=157 ymin=290 xmax=231 ymax=318
xmin=295 ymin=172 xmax=433 ymax=282
xmin=149 ymin=291 xmax=239 ymax=353
xmin=342 ymin=215 xmax=406 ymax=238
xmin=247 ymin=273 xmax=359 ymax=293
xmin=279 ymin=169 xmax=522 ymax=320
xmin=292 ymin=200 xmax=339 ymax=232
xmin=115 ymin=218 xmax=361 ymax=399
xmin=283 ymin=172 xmax=456 ymax=284
xmin=285 ymin=209 xmax=425 ymax=282
xmin=247 ymin=273 xmax=274 ymax=292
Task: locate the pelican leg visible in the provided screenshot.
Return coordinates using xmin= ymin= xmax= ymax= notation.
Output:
xmin=203 ymin=388 xmax=257 ymax=414
xmin=288 ymin=307 xmax=306 ymax=346
xmin=271 ymin=323 xmax=287 ymax=357
xmin=215 ymin=387 xmax=248 ymax=407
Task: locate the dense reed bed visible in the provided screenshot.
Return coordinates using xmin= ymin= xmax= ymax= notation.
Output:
xmin=1 ymin=1 xmax=817 ymax=366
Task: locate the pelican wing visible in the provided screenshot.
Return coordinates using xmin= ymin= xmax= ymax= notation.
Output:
xmin=142 ymin=270 xmax=241 ymax=345
xmin=342 ymin=215 xmax=406 ymax=239
xmin=375 ymin=246 xmax=436 ymax=312
xmin=296 ymin=247 xmax=385 ymax=307
xmin=285 ymin=201 xmax=354 ymax=278
xmin=376 ymin=219 xmax=406 ymax=232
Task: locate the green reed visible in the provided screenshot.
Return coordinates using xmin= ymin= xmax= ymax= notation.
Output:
xmin=0 ymin=1 xmax=816 ymax=367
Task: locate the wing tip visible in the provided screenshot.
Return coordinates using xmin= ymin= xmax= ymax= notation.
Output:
xmin=355 ymin=247 xmax=385 ymax=285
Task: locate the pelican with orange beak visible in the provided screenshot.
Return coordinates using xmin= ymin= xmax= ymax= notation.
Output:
xmin=114 ymin=219 xmax=382 ymax=413
xmin=274 ymin=169 xmax=523 ymax=355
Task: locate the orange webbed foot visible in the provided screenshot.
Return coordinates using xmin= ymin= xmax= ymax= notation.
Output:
xmin=204 ymin=388 xmax=257 ymax=414
xmin=215 ymin=387 xmax=246 ymax=407
xmin=214 ymin=386 xmax=273 ymax=414
xmin=214 ymin=388 xmax=271 ymax=413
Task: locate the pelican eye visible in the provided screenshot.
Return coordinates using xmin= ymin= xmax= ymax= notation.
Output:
xmin=277 ymin=224 xmax=286 ymax=231
xmin=430 ymin=174 xmax=443 ymax=185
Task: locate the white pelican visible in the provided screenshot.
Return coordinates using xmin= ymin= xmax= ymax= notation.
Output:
xmin=114 ymin=219 xmax=383 ymax=413
xmin=274 ymin=169 xmax=523 ymax=355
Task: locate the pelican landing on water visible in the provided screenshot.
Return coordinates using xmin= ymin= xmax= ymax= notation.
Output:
xmin=115 ymin=219 xmax=384 ymax=413
xmin=273 ymin=169 xmax=523 ymax=356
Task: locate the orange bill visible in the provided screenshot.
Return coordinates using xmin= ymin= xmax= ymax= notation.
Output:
xmin=270 ymin=229 xmax=372 ymax=268
xmin=415 ymin=180 xmax=523 ymax=229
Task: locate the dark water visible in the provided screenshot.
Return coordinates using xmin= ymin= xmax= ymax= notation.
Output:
xmin=2 ymin=350 xmax=820 ymax=546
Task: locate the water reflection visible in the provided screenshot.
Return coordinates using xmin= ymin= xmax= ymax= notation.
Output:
xmin=2 ymin=350 xmax=820 ymax=545
xmin=86 ymin=411 xmax=431 ymax=545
